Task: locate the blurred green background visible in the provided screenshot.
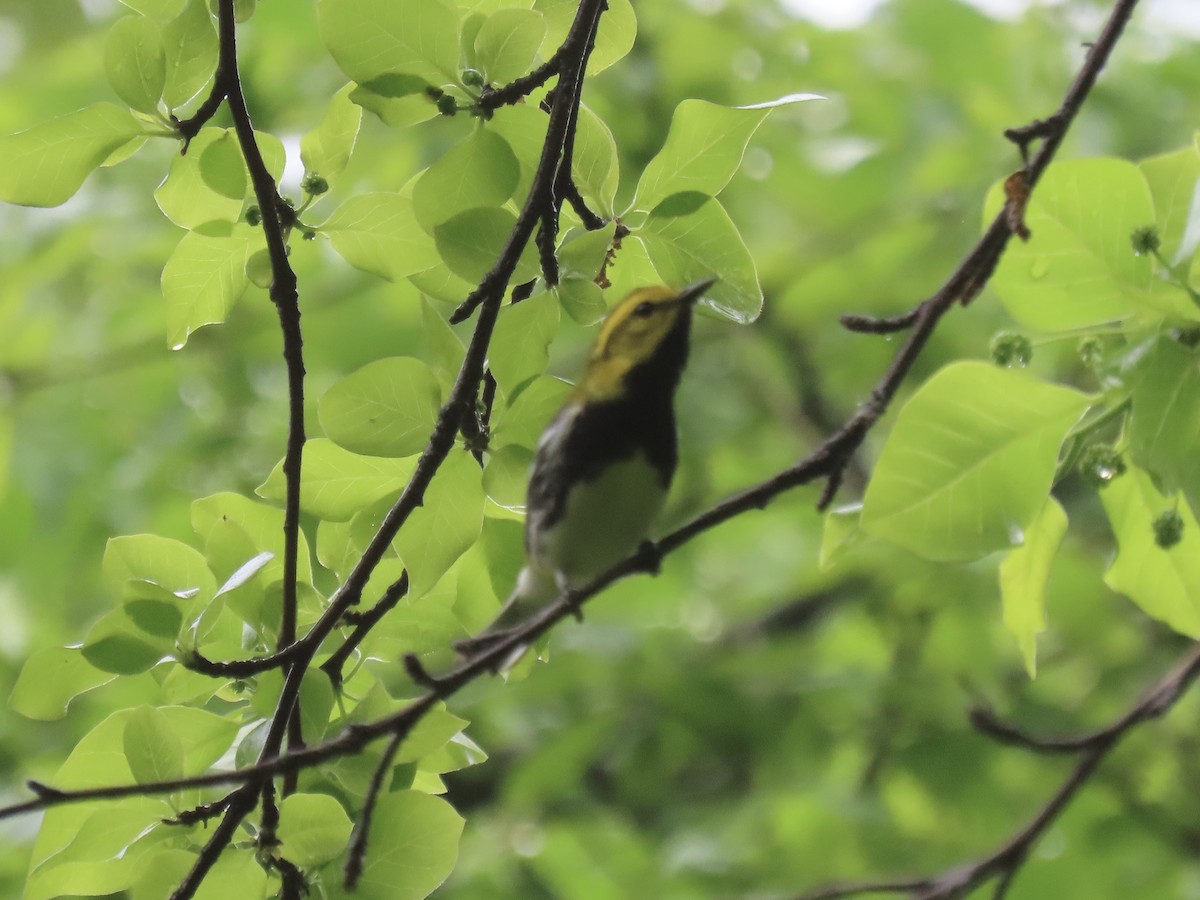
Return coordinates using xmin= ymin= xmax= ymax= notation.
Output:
xmin=1 ymin=0 xmax=1199 ymax=896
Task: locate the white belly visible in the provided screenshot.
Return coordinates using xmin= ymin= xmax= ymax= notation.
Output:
xmin=531 ymin=453 xmax=667 ymax=588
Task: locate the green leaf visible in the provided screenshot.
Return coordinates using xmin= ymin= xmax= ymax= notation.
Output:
xmin=984 ymin=158 xmax=1155 ymax=330
xmin=260 ymin=438 xmax=417 ymax=521
xmin=489 ymin=291 xmax=560 ymax=394
xmin=329 ymin=791 xmax=463 ymax=900
xmin=105 ymin=16 xmax=167 ymax=115
xmin=491 ymin=375 xmax=571 ymax=449
xmin=191 ymin=491 xmax=315 ymax=588
xmin=1129 ymin=338 xmax=1200 ymax=513
xmin=190 ymin=850 xmax=268 ymax=900
xmin=82 ymin=610 xmax=169 ymax=674
xmin=397 ymin=448 xmax=485 ymax=597
xmin=161 ymin=227 xmax=256 ymax=348
xmin=421 ymin=296 xmax=467 ymax=383
xmin=535 ymin=0 xmax=635 ymax=75
xmin=102 ymin=533 xmax=216 ymax=604
xmin=483 ymin=444 xmax=532 ymax=511
xmin=319 ymin=0 xmax=460 ymax=89
xmin=1140 ymin=145 xmax=1200 ymax=266
xmin=299 ymin=669 xmax=336 ymax=741
xmin=412 ymin=129 xmax=519 ymax=232
xmin=348 ymin=84 xmax=439 ymax=129
xmin=393 ymin=706 xmax=469 ymax=763
xmin=0 ymin=104 xmax=144 ymax=207
xmin=26 ymin=800 xmax=166 ymax=900
xmin=639 ymin=192 xmax=761 ymax=323
xmin=9 ymin=647 xmax=116 ymax=721
xmin=162 ymin=0 xmax=218 ymax=109
xmin=123 ymin=705 xmax=185 ymax=785
xmin=278 ymin=794 xmax=353 ymax=868
xmin=999 ymin=497 xmax=1067 ymax=677
xmin=434 ymin=205 xmax=539 ymax=283
xmin=474 ymin=8 xmax=545 ymax=84
xmin=300 ymin=84 xmax=362 ymax=184
xmin=120 ymin=0 xmax=186 ymax=21
xmin=632 ymin=97 xmax=819 ymax=211
xmin=322 ymin=193 xmax=438 ymax=281
xmin=487 ymin=103 xmax=546 ymax=203
xmin=319 ymin=357 xmax=442 ymax=457
xmin=572 ymin=105 xmax=619 ymax=215
xmin=861 ymin=362 xmax=1089 ymax=562
xmin=555 ymin=277 xmax=607 ymax=326
xmin=197 ymin=129 xmax=247 ymax=199
xmin=1102 ymin=467 xmax=1200 ymax=637
xmin=819 ymin=504 xmax=867 ymax=570
xmin=154 ymin=128 xmax=244 ymax=231
xmin=558 ymin=222 xmax=616 ymax=281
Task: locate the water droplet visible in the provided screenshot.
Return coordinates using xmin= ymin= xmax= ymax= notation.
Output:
xmin=1030 ymin=258 xmax=1050 ymax=280
xmin=170 ymin=342 xmax=185 ymax=351
xmin=1096 ymin=464 xmax=1117 ymax=482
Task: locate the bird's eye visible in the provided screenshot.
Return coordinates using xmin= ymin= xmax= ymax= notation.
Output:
xmin=633 ymin=301 xmax=655 ymax=318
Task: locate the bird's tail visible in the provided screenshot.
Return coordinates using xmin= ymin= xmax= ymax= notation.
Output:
xmin=454 ymin=565 xmax=558 ymax=658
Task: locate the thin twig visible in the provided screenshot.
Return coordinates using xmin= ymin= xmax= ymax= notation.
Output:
xmin=795 ymin=640 xmax=1200 ymax=900
xmin=319 ymin=571 xmax=411 ymax=690
xmin=344 ymin=729 xmax=406 ymax=888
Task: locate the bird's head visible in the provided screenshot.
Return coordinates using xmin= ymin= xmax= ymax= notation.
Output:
xmin=577 ymin=278 xmax=716 ymax=401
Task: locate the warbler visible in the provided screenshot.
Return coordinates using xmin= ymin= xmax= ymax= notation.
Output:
xmin=461 ymin=277 xmax=716 ymax=654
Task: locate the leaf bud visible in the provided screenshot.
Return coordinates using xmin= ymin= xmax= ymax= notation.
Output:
xmin=1152 ymin=509 xmax=1184 ymax=549
xmin=461 ymin=68 xmax=485 ymax=88
xmin=245 ymin=205 xmax=262 ymax=226
xmin=1130 ymin=226 xmax=1160 ymax=256
xmin=1078 ymin=444 xmax=1126 ymax=488
xmin=436 ymin=94 xmax=458 ymax=116
xmin=1077 ymin=336 xmax=1104 ymax=369
xmin=301 ymin=172 xmax=329 ymax=196
xmin=990 ymin=331 xmax=1033 ymax=368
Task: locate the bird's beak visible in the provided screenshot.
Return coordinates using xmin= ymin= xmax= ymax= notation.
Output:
xmin=677 ymin=276 xmax=717 ymax=306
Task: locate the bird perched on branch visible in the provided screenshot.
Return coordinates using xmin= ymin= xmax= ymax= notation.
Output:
xmin=458 ymin=277 xmax=717 ymax=657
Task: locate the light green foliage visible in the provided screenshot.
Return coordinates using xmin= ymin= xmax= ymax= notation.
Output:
xmin=162 ymin=0 xmax=218 ymax=108
xmin=1000 ymin=497 xmax=1067 ymax=676
xmin=260 ymin=438 xmax=417 ymax=520
xmin=300 ymin=84 xmax=362 ymax=186
xmin=321 ymin=193 xmax=439 ymax=281
xmin=6 ymin=3 xmax=1200 ymax=900
xmin=318 ymin=0 xmax=461 ymax=90
xmin=489 ymin=291 xmax=560 ymax=393
xmin=0 ymin=104 xmax=145 ymax=206
xmin=985 ymin=159 xmax=1161 ymax=329
xmin=1129 ymin=337 xmax=1200 ymax=513
xmin=105 ymin=16 xmax=167 ymax=115
xmin=474 ymin=8 xmax=545 ymax=84
xmin=434 ymin=205 xmax=539 ymax=282
xmin=412 ymin=129 xmax=520 ymax=231
xmin=278 ymin=793 xmax=354 ymax=867
xmin=318 ymin=357 xmax=442 ymax=458
xmin=640 ymin=192 xmax=762 ymax=323
xmin=329 ymin=791 xmax=463 ymax=900
xmin=861 ymin=362 xmax=1088 ymax=561
xmin=632 ymin=99 xmax=774 ymax=212
xmin=161 ymin=226 xmax=259 ymax=347
xmin=1102 ymin=467 xmax=1200 ymax=637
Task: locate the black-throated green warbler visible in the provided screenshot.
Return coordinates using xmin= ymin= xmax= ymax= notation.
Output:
xmin=461 ymin=278 xmax=716 ymax=653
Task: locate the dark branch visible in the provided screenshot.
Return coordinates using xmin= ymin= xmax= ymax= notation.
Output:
xmin=795 ymin=639 xmax=1200 ymax=900
xmin=319 ymin=571 xmax=411 ymax=690
xmin=478 ymin=49 xmax=564 ymax=111
xmin=344 ymin=729 xmax=406 ymax=888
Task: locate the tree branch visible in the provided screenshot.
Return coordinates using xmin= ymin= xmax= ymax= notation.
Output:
xmin=795 ymin=639 xmax=1200 ymax=900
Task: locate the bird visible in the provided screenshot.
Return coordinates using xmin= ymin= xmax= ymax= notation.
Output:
xmin=458 ymin=277 xmax=716 ymax=657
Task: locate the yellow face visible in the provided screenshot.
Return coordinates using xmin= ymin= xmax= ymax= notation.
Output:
xmin=576 ymin=285 xmax=696 ymax=401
